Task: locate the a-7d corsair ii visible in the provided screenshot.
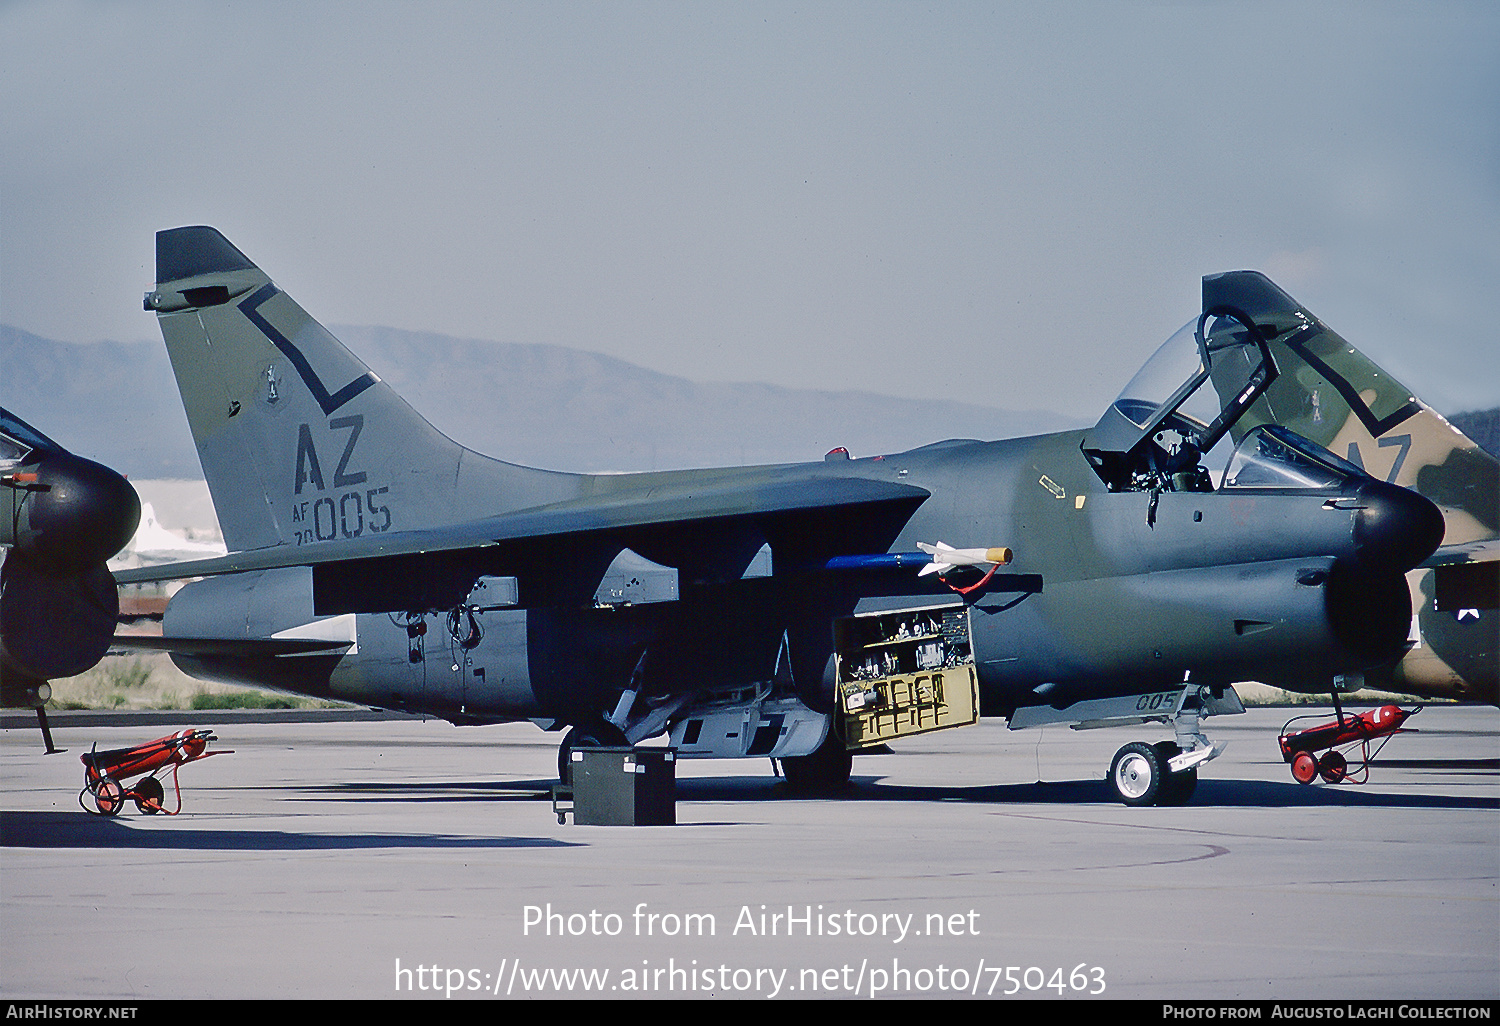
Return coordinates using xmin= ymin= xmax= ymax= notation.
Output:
xmin=116 ymin=227 xmax=1445 ymax=806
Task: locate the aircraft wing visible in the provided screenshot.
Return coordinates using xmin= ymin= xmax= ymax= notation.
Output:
xmin=114 ymin=472 xmax=930 ymax=587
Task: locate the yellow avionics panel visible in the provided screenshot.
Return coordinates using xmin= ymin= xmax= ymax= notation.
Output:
xmin=834 ymin=605 xmax=979 ymax=749
xmin=839 ymin=666 xmax=979 ymax=748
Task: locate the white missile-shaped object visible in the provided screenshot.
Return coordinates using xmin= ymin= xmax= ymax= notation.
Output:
xmin=917 ymin=541 xmax=1014 ymax=576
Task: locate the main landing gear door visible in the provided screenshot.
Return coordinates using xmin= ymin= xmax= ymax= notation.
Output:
xmin=833 ymin=604 xmax=979 ymax=748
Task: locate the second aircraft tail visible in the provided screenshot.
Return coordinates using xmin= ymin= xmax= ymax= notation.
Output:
xmin=1238 ymin=278 xmax=1497 ymax=702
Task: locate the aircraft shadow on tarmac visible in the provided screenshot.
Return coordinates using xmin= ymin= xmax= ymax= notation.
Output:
xmin=291 ymin=779 xmax=564 ymax=803
xmin=0 ymin=810 xmax=582 ymax=851
xmin=283 ymin=763 xmax=1497 ymax=812
xmin=4 ymin=761 xmax=1491 ymax=849
xmin=673 ymin=773 xmax=1500 ymax=811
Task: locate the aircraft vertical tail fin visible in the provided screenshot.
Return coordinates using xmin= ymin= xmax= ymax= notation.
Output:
xmin=146 ymin=227 xmax=577 ymax=553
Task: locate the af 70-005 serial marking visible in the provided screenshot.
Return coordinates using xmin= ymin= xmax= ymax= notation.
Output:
xmin=291 ymin=486 xmax=391 ymax=545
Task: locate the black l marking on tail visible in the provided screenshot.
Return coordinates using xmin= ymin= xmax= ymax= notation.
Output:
xmin=239 ymin=284 xmax=378 ymax=416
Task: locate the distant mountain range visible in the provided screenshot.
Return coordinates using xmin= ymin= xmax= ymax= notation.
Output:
xmin=1449 ymin=409 xmax=1500 ymax=459
xmin=6 ymin=323 xmax=1493 ymax=483
xmin=1 ymin=323 xmax=1082 ymax=479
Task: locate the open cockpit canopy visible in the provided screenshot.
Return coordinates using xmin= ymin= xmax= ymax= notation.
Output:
xmin=1082 ymin=271 xmax=1363 ymax=495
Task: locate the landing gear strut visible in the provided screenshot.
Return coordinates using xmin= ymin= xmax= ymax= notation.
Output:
xmin=1106 ymin=683 xmax=1224 ymax=807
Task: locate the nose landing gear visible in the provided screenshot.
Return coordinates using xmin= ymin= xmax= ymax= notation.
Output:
xmin=1104 ymin=683 xmax=1229 ymax=806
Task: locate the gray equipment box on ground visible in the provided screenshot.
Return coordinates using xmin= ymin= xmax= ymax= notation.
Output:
xmin=557 ymin=747 xmax=676 ymax=825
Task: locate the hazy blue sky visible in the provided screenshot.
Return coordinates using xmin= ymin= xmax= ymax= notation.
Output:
xmin=3 ymin=1 xmax=1497 ymax=422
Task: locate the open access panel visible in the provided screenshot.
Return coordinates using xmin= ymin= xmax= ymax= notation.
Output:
xmin=833 ymin=604 xmax=979 ymax=748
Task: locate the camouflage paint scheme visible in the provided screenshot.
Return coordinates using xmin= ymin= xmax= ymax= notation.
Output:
xmin=1235 ymin=306 xmax=1497 ymax=703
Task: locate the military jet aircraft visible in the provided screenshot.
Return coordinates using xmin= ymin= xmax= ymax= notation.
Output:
xmin=114 ymin=226 xmax=1447 ymax=805
xmin=1 ymin=408 xmax=141 ymax=750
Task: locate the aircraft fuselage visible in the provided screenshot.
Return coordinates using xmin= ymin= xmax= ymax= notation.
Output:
xmin=165 ymin=425 xmax=1433 ymax=725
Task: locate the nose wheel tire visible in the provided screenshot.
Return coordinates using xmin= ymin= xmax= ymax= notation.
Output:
xmin=1110 ymin=741 xmax=1198 ymax=806
xmin=780 ymin=733 xmax=853 ymax=793
xmin=1110 ymin=742 xmax=1165 ymax=806
xmin=1153 ymin=742 xmax=1199 ymax=805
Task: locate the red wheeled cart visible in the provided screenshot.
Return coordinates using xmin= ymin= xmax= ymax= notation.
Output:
xmin=79 ymin=728 xmax=230 ymax=816
xmin=1278 ymin=704 xmax=1418 ymax=785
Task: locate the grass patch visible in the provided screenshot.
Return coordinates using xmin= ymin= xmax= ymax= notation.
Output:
xmin=48 ymin=651 xmax=348 ymax=710
xmin=1235 ymin=681 xmax=1439 ymax=706
xmin=99 ymin=658 xmax=154 ymax=690
xmin=189 ymin=691 xmax=298 ymax=710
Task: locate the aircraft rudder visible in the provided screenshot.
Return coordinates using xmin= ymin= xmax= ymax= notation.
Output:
xmin=154 ymin=226 xmax=260 ymax=284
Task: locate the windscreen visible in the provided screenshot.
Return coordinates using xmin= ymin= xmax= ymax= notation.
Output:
xmin=1221 ymin=425 xmax=1363 ymax=491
